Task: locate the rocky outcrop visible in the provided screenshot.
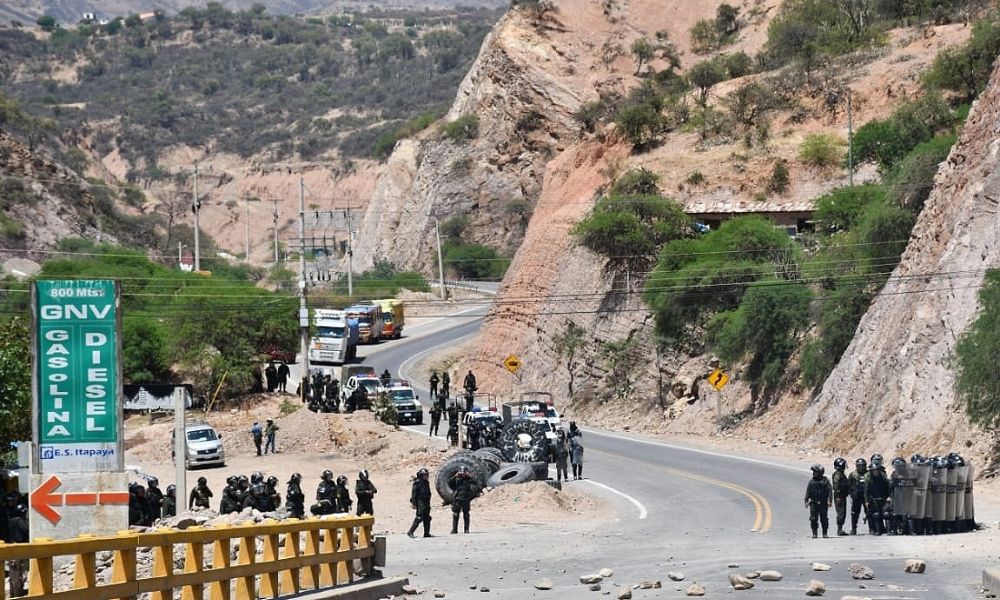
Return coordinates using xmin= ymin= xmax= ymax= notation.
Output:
xmin=798 ymin=61 xmax=1000 ymax=460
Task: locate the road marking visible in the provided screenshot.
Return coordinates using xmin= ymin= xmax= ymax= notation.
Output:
xmin=659 ymin=466 xmax=772 ymax=533
xmin=581 ymin=479 xmax=649 ymax=519
xmin=583 ymin=428 xmax=810 ymax=474
xmin=397 ymin=331 xmax=480 ymax=385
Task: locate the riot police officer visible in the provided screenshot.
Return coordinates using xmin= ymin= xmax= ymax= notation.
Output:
xmin=163 ymin=485 xmax=177 ymax=518
xmin=848 ymin=458 xmax=868 ymax=535
xmin=286 ymin=473 xmax=305 ymax=518
xmin=146 ymin=477 xmax=164 ymax=522
xmin=312 ymin=470 xmax=337 ymax=515
xmin=334 ymin=475 xmax=353 ymax=513
xmin=450 ymin=466 xmax=475 ymax=534
xmin=831 ymin=458 xmax=850 ymax=536
xmin=804 ymin=464 xmax=832 ymax=538
xmin=865 ymin=454 xmax=891 ymax=536
xmin=189 ymin=477 xmax=213 ymax=510
xmin=407 ymin=468 xmax=432 ymax=538
xmin=265 ymin=476 xmax=282 ymax=511
xmin=356 ymin=470 xmax=377 ymax=516
xmin=220 ymin=476 xmax=241 ymax=514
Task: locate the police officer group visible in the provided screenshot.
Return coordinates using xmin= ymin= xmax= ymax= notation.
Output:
xmin=806 ymin=452 xmax=975 ymax=538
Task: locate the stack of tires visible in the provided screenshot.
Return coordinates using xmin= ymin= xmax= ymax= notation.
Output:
xmin=435 ymin=420 xmax=552 ymax=502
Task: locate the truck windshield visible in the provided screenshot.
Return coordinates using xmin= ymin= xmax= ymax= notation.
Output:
xmin=391 ymin=389 xmax=414 ymax=401
xmin=317 ymin=326 xmax=345 ymax=338
xmin=361 ymin=380 xmax=380 ymax=393
xmin=383 ymin=315 xmax=393 ymax=324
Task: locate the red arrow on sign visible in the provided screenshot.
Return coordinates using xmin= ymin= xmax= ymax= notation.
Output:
xmin=31 ymin=475 xmax=63 ymax=525
xmin=31 ymin=476 xmax=130 ymax=525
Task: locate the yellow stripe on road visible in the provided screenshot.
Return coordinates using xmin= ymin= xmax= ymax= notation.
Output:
xmin=660 ymin=467 xmax=773 ymax=533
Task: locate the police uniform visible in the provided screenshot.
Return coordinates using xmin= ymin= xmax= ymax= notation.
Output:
xmin=407 ymin=470 xmax=432 ymax=538
xmin=804 ymin=466 xmax=832 ymax=538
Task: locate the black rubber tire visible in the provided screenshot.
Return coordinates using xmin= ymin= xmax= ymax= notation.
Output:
xmin=480 ymin=446 xmax=506 ymax=462
xmin=529 ymin=461 xmax=549 ymax=481
xmin=473 ymin=450 xmax=502 ymax=474
xmin=487 ymin=463 xmax=536 ymax=488
xmin=500 ymin=419 xmax=549 ymax=463
xmin=435 ymin=458 xmax=485 ymax=504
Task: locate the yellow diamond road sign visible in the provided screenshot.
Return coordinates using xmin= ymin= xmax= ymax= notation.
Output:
xmin=708 ymin=368 xmax=730 ymax=391
xmin=503 ymin=354 xmax=521 ymax=374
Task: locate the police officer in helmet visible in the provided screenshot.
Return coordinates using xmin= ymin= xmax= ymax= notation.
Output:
xmin=831 ymin=458 xmax=850 ymax=536
xmin=804 ymin=464 xmax=832 ymax=538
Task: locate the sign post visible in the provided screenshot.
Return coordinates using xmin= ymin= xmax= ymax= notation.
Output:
xmin=30 ymin=279 xmax=127 ymax=540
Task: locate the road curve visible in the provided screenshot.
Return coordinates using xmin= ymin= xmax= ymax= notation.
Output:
xmin=359 ymin=313 xmax=985 ymax=600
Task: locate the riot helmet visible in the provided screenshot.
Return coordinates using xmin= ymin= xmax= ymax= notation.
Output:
xmin=855 ymin=458 xmax=867 ymax=473
xmin=251 ymin=472 xmax=264 ymax=484
xmin=891 ymin=457 xmax=906 ymax=469
xmin=147 ymin=477 xmax=159 ymax=488
xmin=336 ymin=475 xmax=348 ymax=486
xmin=416 ymin=468 xmax=429 ymax=478
xmin=810 ymin=464 xmax=825 ymax=478
xmin=870 ymin=454 xmax=884 ymax=469
xmin=833 ymin=457 xmax=847 ymax=471
xmin=266 ymin=476 xmax=278 ymax=488
xmin=197 ymin=476 xmax=207 ymax=486
xmin=166 ymin=485 xmax=176 ymax=496
xmin=289 ymin=473 xmax=302 ymax=484
xmin=322 ymin=470 xmax=334 ymax=482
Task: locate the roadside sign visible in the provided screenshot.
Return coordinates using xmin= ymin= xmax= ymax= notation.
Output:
xmin=503 ymin=354 xmax=521 ymax=374
xmin=29 ymin=472 xmax=129 ymax=540
xmin=32 ymin=280 xmax=123 ymax=473
xmin=708 ymin=368 xmax=730 ymax=391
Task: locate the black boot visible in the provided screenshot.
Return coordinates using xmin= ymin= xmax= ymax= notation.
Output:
xmin=407 ymin=518 xmax=419 ymax=538
xmin=451 ymin=513 xmax=459 ymax=534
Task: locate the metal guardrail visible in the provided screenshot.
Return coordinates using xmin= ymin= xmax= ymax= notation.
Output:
xmin=0 ymin=515 xmax=375 ymax=600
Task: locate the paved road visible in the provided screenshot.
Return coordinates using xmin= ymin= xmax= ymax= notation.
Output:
xmin=294 ymin=311 xmax=988 ymax=599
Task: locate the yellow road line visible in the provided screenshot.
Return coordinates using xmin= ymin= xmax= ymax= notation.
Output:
xmin=661 ymin=467 xmax=773 ymax=533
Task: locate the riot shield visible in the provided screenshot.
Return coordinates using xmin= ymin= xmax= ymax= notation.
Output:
xmin=891 ymin=464 xmax=916 ymax=517
xmin=910 ymin=463 xmax=931 ymax=520
xmin=928 ymin=465 xmax=947 ymax=522
xmin=954 ymin=465 xmax=969 ymax=521
xmin=944 ymin=465 xmax=959 ymax=522
xmin=964 ymin=462 xmax=975 ymax=526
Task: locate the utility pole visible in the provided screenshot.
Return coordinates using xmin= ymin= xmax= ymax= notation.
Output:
xmin=172 ymin=386 xmax=187 ymax=516
xmin=193 ymin=162 xmax=201 ymax=272
xmin=177 ymin=242 xmax=182 ymax=266
xmin=345 ymin=202 xmax=354 ymax=299
xmin=298 ymin=177 xmax=310 ymax=385
xmin=272 ymin=198 xmax=280 ymax=264
xmin=847 ymin=89 xmax=854 ymax=187
xmin=244 ymin=195 xmax=251 ymax=262
xmin=434 ymin=217 xmax=446 ymax=300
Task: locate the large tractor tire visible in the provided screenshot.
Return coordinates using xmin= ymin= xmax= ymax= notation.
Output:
xmin=500 ymin=419 xmax=549 ymax=463
xmin=473 ymin=450 xmax=503 ymax=474
xmin=479 ymin=446 xmax=506 ymax=462
xmin=435 ymin=457 xmax=487 ymax=504
xmin=487 ymin=463 xmax=536 ymax=488
xmin=529 ymin=461 xmax=550 ymax=481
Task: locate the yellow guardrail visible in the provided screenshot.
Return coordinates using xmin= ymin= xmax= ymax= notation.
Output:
xmin=0 ymin=514 xmax=375 ymax=600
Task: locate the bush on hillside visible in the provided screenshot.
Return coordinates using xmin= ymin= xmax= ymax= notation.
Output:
xmin=885 ymin=134 xmax=955 ymax=212
xmin=852 ymin=94 xmax=953 ymax=170
xmin=925 ymin=18 xmax=1000 ymax=102
xmin=444 ymin=242 xmax=509 ymax=280
xmin=573 ymin=193 xmax=691 ymax=270
xmin=443 ymin=114 xmax=480 ymax=142
xmin=814 ymin=185 xmax=887 ymax=233
xmin=953 ymin=270 xmax=1000 ymax=430
xmin=799 ymin=133 xmax=844 ymax=168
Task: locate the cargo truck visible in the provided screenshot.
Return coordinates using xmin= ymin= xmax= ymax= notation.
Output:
xmin=377 ymin=298 xmax=405 ymax=339
xmin=308 ymin=309 xmax=359 ymax=365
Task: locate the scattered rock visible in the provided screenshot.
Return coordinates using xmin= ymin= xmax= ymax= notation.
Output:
xmin=849 ymin=564 xmax=875 ymax=580
xmin=744 ymin=572 xmax=760 ymax=579
xmin=811 ymin=563 xmax=831 ymax=572
xmin=805 ymin=579 xmax=826 ymax=596
xmin=534 ymin=579 xmax=554 ymax=591
xmin=886 ymin=584 xmax=902 ymax=591
xmin=636 ymin=581 xmax=661 ymax=589
xmin=589 ymin=584 xmax=602 ymax=592
xmin=760 ymin=570 xmax=783 ymax=581
xmin=434 ymin=593 xmax=445 ymax=598
xmin=401 ymin=584 xmax=419 ymax=595
xmin=617 ymin=588 xmax=632 ymax=600
xmin=479 ymin=587 xmax=489 ymax=593
xmin=904 ymin=559 xmax=926 ymax=574
xmin=581 ymin=574 xmax=604 ymax=584
xmin=668 ymin=572 xmax=685 ymax=582
xmin=599 ymin=568 xmax=615 ymax=578
xmin=686 ymin=583 xmax=706 ymax=596
xmin=729 ymin=574 xmax=755 ymax=590
xmin=728 ymin=563 xmax=740 ymax=568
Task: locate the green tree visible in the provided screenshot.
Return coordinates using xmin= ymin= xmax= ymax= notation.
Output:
xmin=953 ymin=271 xmax=1000 ymax=430
xmin=573 ymin=193 xmax=691 ymax=270
xmin=631 ymin=37 xmax=655 ymax=75
xmin=443 ymin=114 xmax=479 ymax=142
xmin=687 ymin=59 xmax=726 ymax=106
xmin=814 ymin=185 xmax=887 ymax=233
xmin=123 ymin=319 xmax=170 ymax=383
xmin=925 ymin=19 xmax=1000 ymax=102
xmin=799 ymin=133 xmax=845 ymax=168
xmin=615 ymin=103 xmax=662 ymax=147
xmin=0 ymin=318 xmax=31 ymax=452
xmin=36 ymin=15 xmax=57 ymax=31
xmin=552 ymin=320 xmax=588 ymax=397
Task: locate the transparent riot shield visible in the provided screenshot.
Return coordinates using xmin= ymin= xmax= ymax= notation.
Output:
xmin=890 ymin=464 xmax=916 ymax=517
xmin=954 ymin=465 xmax=969 ymax=521
xmin=929 ymin=465 xmax=947 ymax=523
xmin=910 ymin=464 xmax=931 ymax=520
xmin=944 ymin=465 xmax=959 ymax=522
xmin=964 ymin=462 xmax=975 ymax=527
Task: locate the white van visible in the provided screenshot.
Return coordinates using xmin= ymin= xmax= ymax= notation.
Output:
xmin=172 ymin=423 xmax=225 ymax=469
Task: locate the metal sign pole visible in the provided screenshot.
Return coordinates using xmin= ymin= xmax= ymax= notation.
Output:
xmin=174 ymin=387 xmax=187 ymax=511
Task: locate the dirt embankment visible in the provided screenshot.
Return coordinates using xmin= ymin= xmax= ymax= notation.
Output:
xmin=125 ymin=395 xmax=609 ymax=535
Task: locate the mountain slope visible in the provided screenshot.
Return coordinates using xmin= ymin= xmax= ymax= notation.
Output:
xmin=796 ymin=60 xmax=1000 ymax=463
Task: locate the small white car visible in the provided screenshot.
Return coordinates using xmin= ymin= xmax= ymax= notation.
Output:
xmin=386 ymin=384 xmax=424 ymax=425
xmin=172 ymin=423 xmax=225 ymax=469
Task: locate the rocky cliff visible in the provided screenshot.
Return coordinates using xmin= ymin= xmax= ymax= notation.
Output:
xmin=793 ymin=61 xmax=1000 ymax=464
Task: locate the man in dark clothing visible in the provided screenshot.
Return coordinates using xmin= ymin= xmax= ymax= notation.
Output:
xmin=380 ymin=369 xmax=392 ymax=387
xmin=429 ymin=403 xmax=442 ymax=436
xmin=128 ymin=482 xmax=148 ymax=527
xmin=189 ymin=477 xmax=213 ymax=510
xmin=407 ymin=468 xmax=433 ymax=538
xmin=462 ymin=370 xmax=477 ymax=397
xmin=220 ymin=476 xmax=240 ymax=514
xmin=146 ymin=477 xmax=164 ymax=522
xmin=848 ymin=458 xmax=868 ymax=535
xmin=237 ymin=476 xmax=250 ymax=507
xmin=447 ymin=403 xmax=458 ymax=425
xmin=286 ymin=473 xmax=305 ymax=519
xmin=264 ymin=362 xmax=278 ymax=392
xmin=805 ymin=464 xmax=832 ymax=538
xmin=447 ymin=419 xmax=459 ymax=447
xmin=163 ymin=486 xmax=177 ymax=518
xmin=334 ymin=475 xmax=353 ymax=513
xmin=356 ymin=470 xmax=377 ymax=515
xmin=300 ymin=375 xmax=310 ymax=403
xmin=6 ymin=503 xmax=28 ymax=597
xmin=277 ymin=362 xmax=290 ymax=393
xmin=250 ymin=421 xmax=264 ymax=457
xmin=325 ymin=376 xmax=340 ymax=412
xmin=265 ymin=476 xmax=282 ymax=512
xmin=441 ymin=372 xmax=451 ymax=399
xmin=429 ymin=372 xmax=440 ymax=400
xmin=550 ymin=431 xmax=570 ymax=486
xmin=264 ymin=418 xmax=279 ymax=455
xmin=311 ymin=371 xmax=326 ymax=406
xmin=244 ymin=481 xmax=271 ymax=512
xmin=450 ymin=467 xmax=475 ymax=534
xmin=865 ymin=454 xmax=891 ymax=536
xmin=831 ymin=458 xmax=850 ymax=536
xmin=312 ymin=470 xmax=337 ymax=516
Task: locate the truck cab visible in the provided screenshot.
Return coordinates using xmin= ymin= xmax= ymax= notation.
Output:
xmin=346 ymin=303 xmax=385 ymax=344
xmin=376 ymin=299 xmax=405 ymax=339
xmin=309 ymin=309 xmax=359 ymax=365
